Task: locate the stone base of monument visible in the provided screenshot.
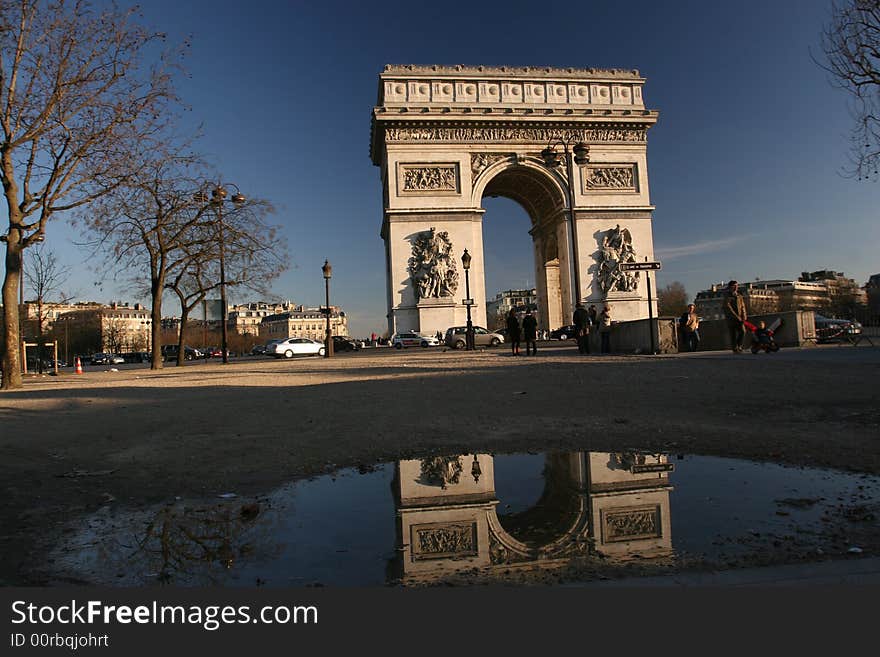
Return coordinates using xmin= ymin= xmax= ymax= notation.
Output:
xmin=416 ymin=297 xmax=468 ymax=337
xmin=599 ymin=292 xmax=647 ymax=323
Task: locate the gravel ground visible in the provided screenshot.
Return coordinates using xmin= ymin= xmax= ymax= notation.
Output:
xmin=1 ymin=342 xmax=878 ymax=585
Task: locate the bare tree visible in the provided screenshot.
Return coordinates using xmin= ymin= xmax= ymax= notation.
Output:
xmin=23 ymin=244 xmax=69 ymax=371
xmin=86 ymin=166 xmax=288 ymax=368
xmin=657 ymin=281 xmax=689 ymax=316
xmin=165 ymin=196 xmax=287 ymax=365
xmin=819 ymin=1 xmax=880 ymax=180
xmin=84 ymin=154 xmax=214 ymax=370
xmin=0 ymin=0 xmax=180 ymax=389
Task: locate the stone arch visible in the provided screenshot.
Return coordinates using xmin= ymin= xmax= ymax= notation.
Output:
xmin=371 ymin=64 xmax=659 ymax=337
xmin=473 ymin=159 xmax=569 ymax=330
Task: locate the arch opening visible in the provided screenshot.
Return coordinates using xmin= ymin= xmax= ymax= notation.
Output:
xmin=479 ymin=163 xmax=569 ymax=333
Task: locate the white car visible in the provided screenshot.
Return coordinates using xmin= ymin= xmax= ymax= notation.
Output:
xmin=392 ymin=331 xmax=440 ymax=348
xmin=269 ymin=337 xmax=326 ymax=358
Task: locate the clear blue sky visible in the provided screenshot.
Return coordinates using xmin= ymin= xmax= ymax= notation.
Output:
xmin=43 ymin=0 xmax=879 ymax=335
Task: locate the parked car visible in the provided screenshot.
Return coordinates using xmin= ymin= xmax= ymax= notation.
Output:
xmin=550 ymin=325 xmax=579 ymax=340
xmin=121 ymin=351 xmax=151 ymax=363
xmin=161 ymin=345 xmax=202 ymax=361
xmin=392 ymin=331 xmax=440 ymax=349
xmin=443 ymin=326 xmax=504 ymax=349
xmin=26 ymin=357 xmax=65 ymax=370
xmin=332 ymin=335 xmax=361 ymax=352
xmin=269 ymin=337 xmax=326 ymax=358
xmin=814 ymin=314 xmax=862 ymax=343
xmin=90 ymin=352 xmax=125 ymax=365
xmin=201 ymin=346 xmax=225 ymax=358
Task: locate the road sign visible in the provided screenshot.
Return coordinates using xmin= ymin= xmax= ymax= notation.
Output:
xmin=462 ymin=299 xmax=475 ymax=306
xmin=632 ymin=462 xmax=675 ymax=474
xmin=620 ymin=261 xmax=662 ymax=271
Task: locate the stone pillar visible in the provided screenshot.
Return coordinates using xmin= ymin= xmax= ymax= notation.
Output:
xmin=545 ymin=260 xmax=563 ymax=330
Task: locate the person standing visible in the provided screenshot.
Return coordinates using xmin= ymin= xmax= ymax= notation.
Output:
xmin=522 ymin=310 xmax=538 ymax=356
xmin=588 ymin=304 xmax=598 ymax=327
xmin=679 ymin=303 xmax=701 ymax=352
xmin=600 ymin=304 xmax=612 ymax=353
xmin=573 ymin=303 xmax=591 ymax=354
xmin=506 ymin=308 xmax=521 ymax=356
xmin=723 ymin=280 xmax=748 ymax=353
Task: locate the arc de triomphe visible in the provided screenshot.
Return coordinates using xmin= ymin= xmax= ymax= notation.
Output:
xmin=370 ymin=65 xmax=659 ymax=337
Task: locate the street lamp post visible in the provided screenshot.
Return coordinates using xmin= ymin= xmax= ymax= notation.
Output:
xmin=541 ymin=138 xmax=590 ymax=309
xmin=322 ymin=260 xmax=334 ymax=358
xmin=194 ymin=183 xmax=246 ymax=365
xmin=461 ymin=249 xmax=474 ymax=351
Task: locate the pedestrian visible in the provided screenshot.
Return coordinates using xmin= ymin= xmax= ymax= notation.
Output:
xmin=588 ymin=304 xmax=598 ymax=326
xmin=679 ymin=303 xmax=701 ymax=352
xmin=573 ymin=302 xmax=591 ymax=354
xmin=600 ymin=304 xmax=612 ymax=353
xmin=522 ymin=310 xmax=538 ymax=356
xmin=506 ymin=308 xmax=521 ymax=356
xmin=723 ymin=280 xmax=748 ymax=353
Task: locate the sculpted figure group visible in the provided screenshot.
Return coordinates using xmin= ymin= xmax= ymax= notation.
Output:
xmin=597 ymin=224 xmax=639 ymax=294
xmin=408 ymin=228 xmax=459 ymax=299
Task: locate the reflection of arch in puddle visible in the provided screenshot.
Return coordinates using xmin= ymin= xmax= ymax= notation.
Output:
xmin=392 ymin=451 xmax=673 ymax=583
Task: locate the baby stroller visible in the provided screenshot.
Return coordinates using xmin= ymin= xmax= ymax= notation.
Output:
xmin=744 ymin=318 xmax=781 ymax=353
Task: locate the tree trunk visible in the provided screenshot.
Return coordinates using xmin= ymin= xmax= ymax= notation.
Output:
xmin=177 ymin=303 xmax=189 ymax=367
xmin=150 ymin=275 xmax=164 ymax=370
xmin=1 ymin=241 xmax=23 ymax=390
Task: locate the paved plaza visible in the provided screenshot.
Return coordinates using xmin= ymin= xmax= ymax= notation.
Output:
xmin=1 ymin=343 xmax=878 ymax=585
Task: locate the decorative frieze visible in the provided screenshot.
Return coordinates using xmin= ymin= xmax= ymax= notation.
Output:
xmin=386 ymin=126 xmax=647 ymax=144
xmin=401 ymin=164 xmax=458 ymax=192
xmin=412 ymin=522 xmax=478 ymax=560
xmin=602 ymin=506 xmax=662 ymax=542
xmin=583 ymin=164 xmax=637 ymax=191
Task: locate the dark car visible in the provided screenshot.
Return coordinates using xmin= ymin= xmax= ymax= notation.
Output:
xmin=550 ymin=325 xmax=579 ymax=340
xmin=161 ymin=345 xmax=202 ymax=361
xmin=332 ymin=335 xmax=360 ymax=352
xmin=814 ymin=314 xmax=862 ymax=343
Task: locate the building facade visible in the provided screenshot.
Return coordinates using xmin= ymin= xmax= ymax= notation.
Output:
xmin=485 ymin=288 xmax=538 ymax=329
xmin=259 ymin=305 xmax=349 ymax=342
xmin=228 ymin=301 xmax=297 ymax=335
xmin=55 ymin=302 xmax=151 ymax=355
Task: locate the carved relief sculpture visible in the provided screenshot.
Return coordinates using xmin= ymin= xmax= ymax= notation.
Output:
xmin=407 ymin=228 xmax=459 ymax=301
xmin=470 ymin=153 xmax=510 ymax=178
xmin=419 ymin=455 xmax=463 ymax=489
xmin=603 ymin=507 xmax=661 ymax=542
xmin=413 ymin=523 xmax=477 ymax=560
xmin=402 ymin=165 xmax=457 ymax=191
xmin=385 ymin=126 xmax=647 ymax=144
xmin=584 ymin=165 xmax=635 ymax=190
xmin=597 ymin=224 xmax=639 ymax=294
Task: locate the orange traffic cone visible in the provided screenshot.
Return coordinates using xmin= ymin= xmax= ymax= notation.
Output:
xmin=75 ymin=357 xmax=83 ymax=374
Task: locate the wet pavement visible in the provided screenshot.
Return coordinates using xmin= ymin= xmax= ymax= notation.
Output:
xmin=42 ymin=451 xmax=879 ymax=587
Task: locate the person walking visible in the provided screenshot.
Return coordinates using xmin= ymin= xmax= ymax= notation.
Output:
xmin=679 ymin=303 xmax=701 ymax=352
xmin=573 ymin=303 xmax=591 ymax=354
xmin=506 ymin=308 xmax=521 ymax=356
xmin=522 ymin=310 xmax=538 ymax=356
xmin=723 ymin=280 xmax=748 ymax=353
xmin=600 ymin=304 xmax=612 ymax=353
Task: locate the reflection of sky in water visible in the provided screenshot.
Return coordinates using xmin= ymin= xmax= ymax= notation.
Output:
xmin=670 ymin=456 xmax=877 ymax=557
xmin=493 ymin=454 xmax=547 ymax=516
xmin=235 ymin=466 xmax=397 ymax=587
xmin=48 ymin=454 xmax=880 ymax=586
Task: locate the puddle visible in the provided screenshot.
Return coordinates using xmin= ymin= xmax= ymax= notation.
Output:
xmin=45 ymin=452 xmax=879 ymax=586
